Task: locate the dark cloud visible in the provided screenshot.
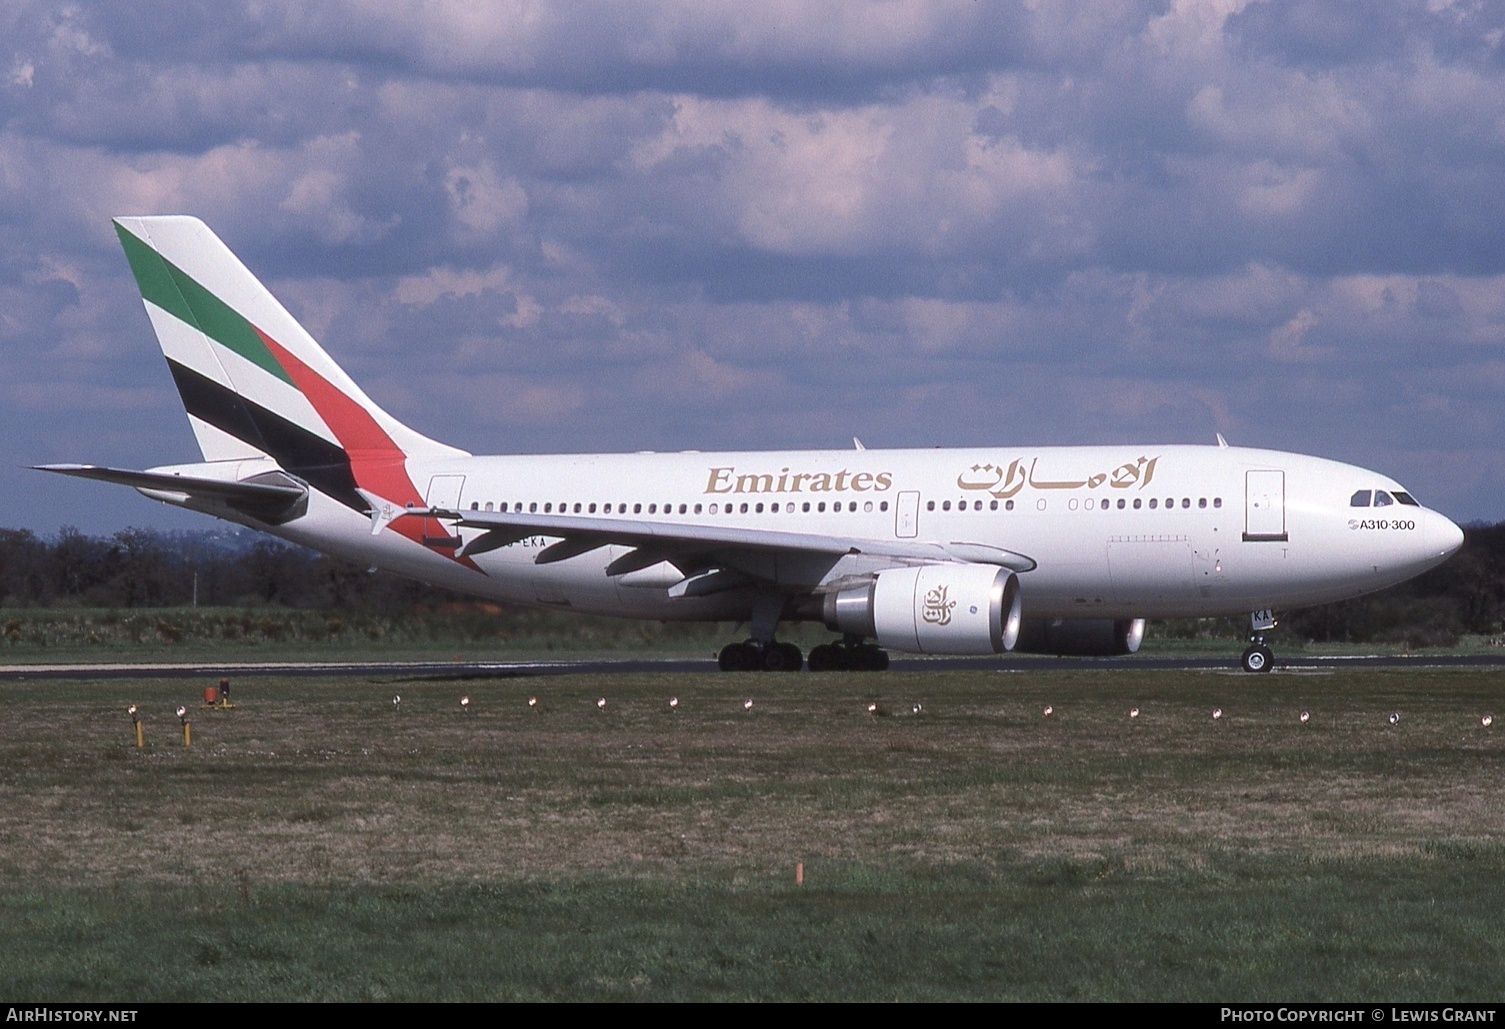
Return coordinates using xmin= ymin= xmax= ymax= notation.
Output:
xmin=3 ymin=0 xmax=1505 ymax=531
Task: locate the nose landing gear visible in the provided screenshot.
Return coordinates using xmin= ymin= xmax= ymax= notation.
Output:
xmin=1241 ymin=609 xmax=1277 ymax=673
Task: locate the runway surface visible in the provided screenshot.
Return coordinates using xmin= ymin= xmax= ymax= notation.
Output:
xmin=4 ymin=652 xmax=1505 ymax=680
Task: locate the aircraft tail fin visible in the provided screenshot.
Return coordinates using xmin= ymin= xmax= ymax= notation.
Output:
xmin=113 ymin=216 xmax=466 ymax=515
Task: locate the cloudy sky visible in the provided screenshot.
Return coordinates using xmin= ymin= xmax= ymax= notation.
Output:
xmin=5 ymin=0 xmax=1505 ymax=535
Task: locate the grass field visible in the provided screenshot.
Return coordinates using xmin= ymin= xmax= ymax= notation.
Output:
xmin=3 ymin=666 xmax=1505 ymax=1001
xmin=5 ymin=605 xmax=1501 ymax=664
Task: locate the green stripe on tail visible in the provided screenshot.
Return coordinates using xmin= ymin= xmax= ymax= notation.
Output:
xmin=114 ymin=221 xmax=293 ymax=387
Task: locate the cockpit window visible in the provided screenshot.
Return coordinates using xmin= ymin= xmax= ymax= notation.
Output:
xmin=1350 ymin=490 xmax=1371 ymax=507
xmin=1374 ymin=491 xmax=1394 ymax=507
xmin=1393 ymin=491 xmax=1420 ymax=507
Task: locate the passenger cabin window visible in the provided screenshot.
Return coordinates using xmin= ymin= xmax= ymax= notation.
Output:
xmin=1350 ymin=491 xmax=1372 ymax=507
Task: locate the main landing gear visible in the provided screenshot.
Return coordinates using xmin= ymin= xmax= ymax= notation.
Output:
xmin=715 ymin=595 xmax=892 ymax=673
xmin=807 ymin=639 xmax=890 ymax=672
xmin=718 ymin=640 xmax=803 ymax=672
xmin=1241 ymin=609 xmax=1277 ymax=673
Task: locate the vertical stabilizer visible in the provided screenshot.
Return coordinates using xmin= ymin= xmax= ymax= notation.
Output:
xmin=114 ymin=215 xmax=467 ymax=516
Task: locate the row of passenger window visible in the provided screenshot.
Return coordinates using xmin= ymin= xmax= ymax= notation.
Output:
xmin=469 ymin=499 xmax=893 ymax=515
xmin=928 ymin=497 xmax=1223 ymax=512
xmin=465 ymin=495 xmax=1224 ymax=516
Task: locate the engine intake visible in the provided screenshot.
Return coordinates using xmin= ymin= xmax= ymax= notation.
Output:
xmin=1014 ymin=617 xmax=1146 ymax=657
xmin=823 ymin=565 xmax=1021 ymax=655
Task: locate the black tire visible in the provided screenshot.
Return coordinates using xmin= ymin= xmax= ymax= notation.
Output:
xmin=719 ymin=642 xmax=751 ymax=671
xmin=808 ymin=643 xmax=845 ymax=671
xmin=761 ymin=643 xmax=790 ymax=672
xmin=777 ymin=642 xmax=803 ymax=671
xmin=1241 ymin=645 xmax=1273 ymax=673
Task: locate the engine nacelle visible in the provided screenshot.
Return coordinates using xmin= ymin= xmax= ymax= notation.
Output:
xmin=1013 ymin=617 xmax=1146 ymax=657
xmin=823 ymin=565 xmax=1021 ymax=655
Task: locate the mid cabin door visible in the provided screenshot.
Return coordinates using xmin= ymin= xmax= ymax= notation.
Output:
xmin=895 ymin=490 xmax=920 ymax=538
xmin=1243 ymin=469 xmax=1287 ymax=542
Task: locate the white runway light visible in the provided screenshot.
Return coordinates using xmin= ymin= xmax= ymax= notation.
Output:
xmin=669 ymin=697 xmax=679 ymax=710
xmin=1212 ymin=708 xmax=1223 ymax=720
xmin=597 ymin=697 xmax=607 ymax=710
xmin=1129 ymin=707 xmax=1140 ymax=720
xmin=912 ymin=703 xmax=923 ymax=715
xmin=1483 ymin=715 xmax=1493 ymax=727
xmin=392 ymin=695 xmax=401 ymax=709
xmin=1043 ymin=705 xmax=1053 ymax=717
xmin=743 ymin=699 xmax=754 ymax=712
xmin=527 ymin=697 xmax=537 ymax=707
xmin=1299 ymin=710 xmax=1310 ymax=723
xmin=867 ymin=702 xmax=877 ymax=714
xmin=460 ymin=696 xmax=470 ymax=709
xmin=1389 ymin=712 xmax=1400 ymax=725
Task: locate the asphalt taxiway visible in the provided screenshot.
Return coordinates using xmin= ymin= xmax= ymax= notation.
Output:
xmin=4 ymin=652 xmax=1505 ymax=680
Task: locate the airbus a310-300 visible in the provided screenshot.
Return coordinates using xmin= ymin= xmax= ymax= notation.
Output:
xmin=37 ymin=217 xmax=1465 ymax=673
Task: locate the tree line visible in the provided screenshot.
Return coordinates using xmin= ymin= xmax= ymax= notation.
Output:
xmin=2 ymin=523 xmax=1504 ymax=646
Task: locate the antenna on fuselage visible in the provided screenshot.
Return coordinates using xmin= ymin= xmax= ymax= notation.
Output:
xmin=853 ymin=437 xmax=866 ymax=451
xmin=1215 ymin=433 xmax=1229 ymax=448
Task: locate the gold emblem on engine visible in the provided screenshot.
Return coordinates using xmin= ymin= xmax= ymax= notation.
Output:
xmin=921 ymin=585 xmax=955 ymax=626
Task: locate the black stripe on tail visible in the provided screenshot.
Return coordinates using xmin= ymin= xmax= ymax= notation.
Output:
xmin=166 ymin=358 xmax=366 ymax=514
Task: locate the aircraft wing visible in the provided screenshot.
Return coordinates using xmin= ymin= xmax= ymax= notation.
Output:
xmin=35 ymin=464 xmax=309 ymax=523
xmin=396 ymin=502 xmax=1036 ymax=581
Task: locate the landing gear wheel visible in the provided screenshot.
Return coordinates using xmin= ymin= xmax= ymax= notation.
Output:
xmin=808 ymin=642 xmax=888 ymax=671
xmin=762 ymin=642 xmax=803 ymax=672
xmin=718 ymin=642 xmax=756 ymax=671
xmin=1241 ymin=644 xmax=1273 ymax=674
xmin=807 ymin=644 xmax=838 ymax=671
xmin=720 ymin=640 xmax=803 ymax=672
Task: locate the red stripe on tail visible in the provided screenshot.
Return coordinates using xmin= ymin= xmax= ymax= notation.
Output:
xmin=255 ymin=328 xmax=479 ymax=570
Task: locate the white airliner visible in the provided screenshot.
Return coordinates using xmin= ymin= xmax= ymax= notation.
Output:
xmin=37 ymin=217 xmax=1465 ymax=673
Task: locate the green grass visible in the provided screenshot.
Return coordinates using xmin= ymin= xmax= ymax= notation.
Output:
xmin=4 ymin=605 xmax=1501 ymax=664
xmin=6 ymin=862 xmax=1504 ymax=1001
xmin=3 ymin=668 xmax=1505 ymax=1000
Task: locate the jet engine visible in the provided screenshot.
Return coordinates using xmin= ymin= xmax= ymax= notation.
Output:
xmin=1013 ymin=617 xmax=1146 ymax=657
xmin=822 ymin=564 xmax=1021 ymax=655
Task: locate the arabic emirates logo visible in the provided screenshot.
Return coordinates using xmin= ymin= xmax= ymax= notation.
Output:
xmin=922 ymin=585 xmax=956 ymax=626
xmin=956 ymin=455 xmax=1160 ymax=499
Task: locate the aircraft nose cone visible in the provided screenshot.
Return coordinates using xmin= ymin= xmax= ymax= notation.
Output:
xmin=1434 ymin=512 xmax=1465 ymax=559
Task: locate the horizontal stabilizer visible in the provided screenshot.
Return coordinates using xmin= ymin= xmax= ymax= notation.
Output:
xmin=35 ymin=464 xmax=308 ymax=524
